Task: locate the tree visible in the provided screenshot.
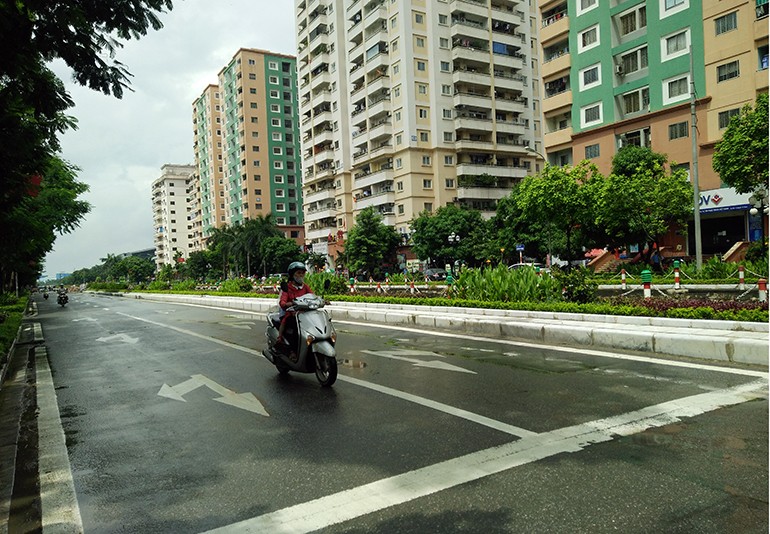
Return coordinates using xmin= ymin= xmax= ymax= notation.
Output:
xmin=410 ymin=204 xmax=488 ymax=266
xmin=595 ymin=147 xmax=693 ymax=255
xmin=259 ymin=236 xmax=302 ymax=274
xmin=712 ymin=93 xmax=769 ymax=194
xmin=114 ymin=256 xmax=155 ymax=284
xmin=345 ymin=207 xmax=400 ymax=275
xmin=515 ymin=162 xmax=600 ymax=261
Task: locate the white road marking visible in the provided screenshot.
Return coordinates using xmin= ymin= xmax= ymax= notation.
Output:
xmin=361 ymin=349 xmax=475 ymax=374
xmin=158 ymin=375 xmax=269 ymax=416
xmin=338 ymin=320 xmax=768 ymax=378
xmin=71 ymin=317 xmax=97 ymax=322
xmin=36 ymin=348 xmax=84 ymax=533
xmin=203 ymin=379 xmax=768 ymax=534
xmin=95 ymin=333 xmax=138 ymax=344
xmin=463 ymin=346 xmax=495 ymax=352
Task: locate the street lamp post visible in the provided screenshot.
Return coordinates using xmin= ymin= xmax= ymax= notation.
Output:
xmin=750 ymin=187 xmax=769 ymax=244
xmin=447 ymin=232 xmax=461 ymax=275
xmin=525 ymin=144 xmax=547 ymax=166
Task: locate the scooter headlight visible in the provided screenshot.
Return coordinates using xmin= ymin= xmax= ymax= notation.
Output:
xmin=330 ymin=332 xmax=336 ymax=345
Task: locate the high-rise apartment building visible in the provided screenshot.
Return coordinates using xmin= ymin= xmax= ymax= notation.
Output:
xmin=296 ymin=0 xmax=541 ymax=266
xmin=193 ymin=48 xmax=305 ymax=247
xmin=536 ymin=0 xmax=768 ymax=254
xmin=152 ymin=164 xmax=196 ymax=269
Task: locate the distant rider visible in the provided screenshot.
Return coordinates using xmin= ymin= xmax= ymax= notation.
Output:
xmin=275 ymin=261 xmax=313 ymax=348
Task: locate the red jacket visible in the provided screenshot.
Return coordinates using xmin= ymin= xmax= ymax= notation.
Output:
xmin=279 ymin=281 xmax=312 ymax=312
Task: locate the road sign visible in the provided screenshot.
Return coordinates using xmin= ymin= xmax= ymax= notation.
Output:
xmin=515 ymin=244 xmax=525 ymax=251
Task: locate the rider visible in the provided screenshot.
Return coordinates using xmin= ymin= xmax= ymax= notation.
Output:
xmin=275 ymin=261 xmax=313 ymax=348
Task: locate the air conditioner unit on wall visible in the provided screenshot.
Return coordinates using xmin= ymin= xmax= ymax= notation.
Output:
xmin=615 ymin=65 xmax=624 ymax=75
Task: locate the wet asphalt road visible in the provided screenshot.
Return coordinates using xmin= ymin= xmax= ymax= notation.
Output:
xmin=22 ymin=291 xmax=769 ymax=533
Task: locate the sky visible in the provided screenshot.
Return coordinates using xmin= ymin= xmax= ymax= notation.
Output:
xmin=43 ymin=0 xmax=296 ymax=278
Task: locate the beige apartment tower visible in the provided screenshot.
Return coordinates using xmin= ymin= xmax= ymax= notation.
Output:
xmin=296 ymin=0 xmax=541 ymax=266
xmin=152 ymin=164 xmax=197 ymax=269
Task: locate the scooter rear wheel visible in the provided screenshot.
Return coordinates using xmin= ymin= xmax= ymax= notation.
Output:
xmin=314 ymin=354 xmax=337 ymax=387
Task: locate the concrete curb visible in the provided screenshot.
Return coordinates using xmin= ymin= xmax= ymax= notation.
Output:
xmin=111 ymin=292 xmax=768 ymax=368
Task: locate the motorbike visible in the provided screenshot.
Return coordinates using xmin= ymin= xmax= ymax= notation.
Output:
xmin=57 ymin=291 xmax=68 ymax=307
xmin=43 ymin=292 xmax=49 ymax=300
xmin=262 ymin=288 xmax=338 ymax=387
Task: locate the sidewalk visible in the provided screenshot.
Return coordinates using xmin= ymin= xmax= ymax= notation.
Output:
xmin=123 ymin=292 xmax=768 ymax=367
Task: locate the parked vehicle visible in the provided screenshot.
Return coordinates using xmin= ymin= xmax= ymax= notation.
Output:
xmin=262 ymin=287 xmax=337 ymax=387
xmin=424 ymin=268 xmax=448 ymax=281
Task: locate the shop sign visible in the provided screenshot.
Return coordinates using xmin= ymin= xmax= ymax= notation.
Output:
xmin=698 ymin=188 xmax=751 ymax=213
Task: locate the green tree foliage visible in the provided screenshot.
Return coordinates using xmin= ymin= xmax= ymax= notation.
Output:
xmin=207 ymin=216 xmax=286 ymax=277
xmin=595 ymin=146 xmax=693 ymax=252
xmin=112 ymin=256 xmax=155 ymax=283
xmin=259 ymin=236 xmax=302 ymax=275
xmin=712 ymin=93 xmax=769 ymax=194
xmin=345 ymin=207 xmax=400 ymax=275
xmin=515 ymin=162 xmax=600 ymax=261
xmin=1 ymin=157 xmax=90 ymax=290
xmin=0 ymin=0 xmax=173 ymax=286
xmin=409 ymin=204 xmax=488 ymax=266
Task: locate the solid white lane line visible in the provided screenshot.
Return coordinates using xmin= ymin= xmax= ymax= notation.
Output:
xmin=36 ymin=348 xmax=84 ymax=533
xmin=202 ymin=379 xmax=768 ymax=534
xmin=340 ymin=375 xmax=536 ymax=438
xmin=117 ymin=313 xmax=534 ymax=437
xmin=338 ymin=320 xmax=769 ymax=378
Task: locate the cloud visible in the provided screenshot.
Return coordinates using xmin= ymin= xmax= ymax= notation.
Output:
xmin=43 ymin=0 xmax=295 ymax=277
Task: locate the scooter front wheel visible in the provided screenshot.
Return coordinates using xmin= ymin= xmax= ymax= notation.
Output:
xmin=314 ymin=354 xmax=337 ymax=387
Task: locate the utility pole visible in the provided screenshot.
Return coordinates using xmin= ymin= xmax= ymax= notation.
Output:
xmin=690 ymin=47 xmax=703 ymax=271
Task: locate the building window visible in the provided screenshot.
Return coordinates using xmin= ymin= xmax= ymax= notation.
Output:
xmin=418 ymin=108 xmax=428 ymax=119
xmin=442 ymin=108 xmax=452 ymax=119
xmin=415 ymin=12 xmax=424 ymax=24
xmin=441 ymin=84 xmax=452 ymax=95
xmin=419 ymin=131 xmax=429 ymax=142
xmin=395 ymin=158 xmax=402 ymax=169
xmin=577 ymin=0 xmax=598 ymax=16
xmin=580 ymin=64 xmax=600 ymax=90
xmin=439 ymin=14 xmax=448 ymax=25
xmin=622 ymin=87 xmax=649 ymax=114
xmin=668 ymin=121 xmax=688 ymax=140
xmin=398 ymin=204 xmax=404 ymax=215
xmin=581 ymin=103 xmax=602 ymax=127
xmin=445 ymin=178 xmax=455 ymax=188
xmin=718 ymin=108 xmax=740 ymax=129
xmin=618 ymin=5 xmax=646 ymax=36
xmin=662 ymin=29 xmax=689 ymax=61
xmin=440 ymin=61 xmax=450 ymax=72
xmin=715 ymin=12 xmax=738 ymax=35
xmin=443 ymin=131 xmax=453 ymax=142
xmin=664 ymin=75 xmax=689 ymax=104
xmin=269 ymin=76 xmax=278 ymax=84
xmin=661 ymin=0 xmax=688 ymax=18
xmin=268 ymin=61 xmax=277 ymax=70
xmin=717 ymin=61 xmax=740 ymax=82
xmin=417 ymin=60 xmax=426 ymax=72
xmin=759 ymin=45 xmax=769 ymax=70
xmin=416 ymin=36 xmax=425 ymax=48
xmin=620 ymin=46 xmax=648 ymax=74
xmin=585 ymin=144 xmax=600 ymax=159
xmin=444 ymin=155 xmax=453 ymax=165
xmin=417 ymin=83 xmax=427 ymax=94
xmin=421 ymin=155 xmax=431 ymax=165
xmin=440 ymin=37 xmax=449 ymax=49
xmin=423 ymin=179 xmax=432 ymax=189
xmin=579 ymin=25 xmax=599 ymax=52
xmin=276 ymin=203 xmax=285 ymax=212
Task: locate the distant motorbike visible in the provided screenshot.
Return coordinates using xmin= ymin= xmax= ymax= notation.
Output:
xmin=262 ymin=287 xmax=337 ymax=387
xmin=57 ymin=291 xmax=68 ymax=307
xmin=43 ymin=292 xmax=49 ymax=300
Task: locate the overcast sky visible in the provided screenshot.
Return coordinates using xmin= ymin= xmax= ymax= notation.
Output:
xmin=44 ymin=0 xmax=295 ymax=277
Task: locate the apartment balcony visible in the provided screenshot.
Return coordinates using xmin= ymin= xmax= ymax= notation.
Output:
xmin=367 ymin=95 xmax=391 ymax=117
xmin=364 ymin=2 xmax=387 ymax=23
xmin=455 ymin=115 xmax=493 ymax=133
xmin=310 ymin=69 xmax=331 ymax=90
xmin=453 ymin=68 xmax=491 ymax=86
xmin=494 ymin=97 xmax=527 ymax=113
xmin=306 ymin=224 xmax=338 ymax=240
xmin=452 ymin=43 xmax=490 ymax=63
xmin=492 ymin=72 xmax=526 ymax=91
xmin=367 ymin=74 xmax=390 ymax=94
xmin=312 ymin=110 xmax=333 ymax=129
xmin=354 ymin=167 xmax=393 ymax=189
xmin=368 ymin=142 xmax=393 ymax=158
xmin=354 ymin=190 xmax=395 ymax=210
xmin=542 ymin=88 xmax=572 ymax=114
xmin=456 ymin=162 xmax=527 ymax=179
xmin=541 ymin=51 xmax=570 ymax=79
xmin=454 ymin=91 xmax=492 ymax=110
xmin=352 ymin=127 xmax=369 ymax=147
xmin=450 ymin=0 xmax=489 ymax=19
xmin=451 ymin=20 xmax=489 ymax=42
xmin=544 ymin=126 xmax=572 ymax=148
xmin=540 ymin=11 xmax=568 ymax=45
xmin=456 ymin=186 xmax=512 ymax=201
xmin=314 ymin=147 xmax=335 ymax=164
xmin=495 ymin=119 xmax=526 ymax=136
xmin=365 ymin=51 xmax=388 ymax=72
xmin=455 ymin=138 xmax=492 ymax=151
xmin=309 ymin=128 xmax=334 ymax=144
xmin=492 ymin=52 xmax=524 ymax=70
xmin=311 ymin=89 xmax=331 ymax=108
xmin=304 ymin=187 xmax=336 ymax=204
xmin=368 ymin=119 xmax=391 ymax=142
xmin=305 ymin=205 xmax=337 ymax=222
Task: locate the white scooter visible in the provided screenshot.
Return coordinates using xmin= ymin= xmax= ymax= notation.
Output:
xmin=262 ymin=287 xmax=338 ymax=387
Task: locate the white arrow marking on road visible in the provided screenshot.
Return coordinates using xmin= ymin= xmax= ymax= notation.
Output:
xmin=462 ymin=346 xmax=495 ymax=353
xmin=225 ymin=322 xmax=254 ymax=330
xmin=72 ymin=317 xmax=98 ymax=322
xmin=158 ymin=374 xmax=269 ymax=416
xmin=95 ymin=333 xmax=139 ymax=344
xmin=361 ymin=350 xmax=475 ymax=374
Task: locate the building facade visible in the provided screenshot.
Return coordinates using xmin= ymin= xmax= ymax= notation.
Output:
xmin=536 ymin=0 xmax=768 ymax=255
xmin=152 ymin=164 xmax=196 ymax=269
xmin=295 ymin=0 xmax=542 ymax=267
xmin=192 ymin=49 xmax=305 ymax=248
